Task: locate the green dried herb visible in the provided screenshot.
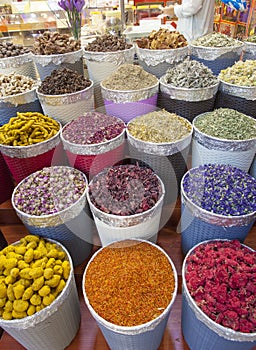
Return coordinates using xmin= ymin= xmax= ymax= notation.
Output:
xmin=194 ymin=108 xmax=256 ymax=140
xmin=192 ymin=32 xmax=241 ymax=47
xmin=128 ymin=110 xmax=192 ymax=143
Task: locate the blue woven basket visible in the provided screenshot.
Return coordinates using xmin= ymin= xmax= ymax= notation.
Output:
xmin=0 ymin=100 xmax=43 ymax=125
xmin=182 ymin=291 xmax=255 ymax=350
xmin=24 ymin=209 xmax=92 ymax=266
xmin=180 ymin=203 xmax=255 ymax=255
xmin=190 ymin=54 xmax=241 ymax=76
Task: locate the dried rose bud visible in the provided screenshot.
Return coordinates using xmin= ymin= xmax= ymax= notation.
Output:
xmin=62 ymin=112 xmax=125 ymax=144
xmin=185 ymin=240 xmax=256 ymax=333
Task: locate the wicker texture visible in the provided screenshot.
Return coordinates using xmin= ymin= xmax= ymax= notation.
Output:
xmin=0 ymin=152 xmax=14 ymax=204
xmin=250 ymin=155 xmax=256 ymax=178
xmin=138 ymin=60 xmax=173 ymax=79
xmin=180 ymin=203 xmax=254 ymax=255
xmin=192 ymin=139 xmax=255 ymax=172
xmin=104 ymin=96 xmax=158 ymax=123
xmin=3 ymin=148 xmax=56 ymax=183
xmin=34 ymin=59 xmax=84 ymax=81
xmin=157 ymin=92 xmax=216 ymax=122
xmin=182 ymin=293 xmax=253 ymax=350
xmin=190 ymin=54 xmax=241 ymax=75
xmin=214 ymin=91 xmax=256 ymax=118
xmin=65 ymin=143 xmax=125 ymax=180
xmin=0 ymin=100 xmax=43 ymax=126
xmin=0 ymin=60 xmax=38 ymax=80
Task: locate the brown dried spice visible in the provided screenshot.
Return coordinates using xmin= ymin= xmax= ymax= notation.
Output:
xmin=85 ymin=240 xmax=175 ymax=326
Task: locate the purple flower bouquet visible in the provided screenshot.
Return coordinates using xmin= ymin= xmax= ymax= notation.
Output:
xmin=180 ymin=164 xmax=256 ymax=254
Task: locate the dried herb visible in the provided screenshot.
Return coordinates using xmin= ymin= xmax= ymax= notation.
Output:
xmin=85 ymin=240 xmax=175 ymax=326
xmin=136 ymin=29 xmax=187 ymax=49
xmin=164 ymin=59 xmax=218 ymax=88
xmin=101 ymin=64 xmax=158 ymax=91
xmin=13 ymin=166 xmax=87 ymax=216
xmin=246 ymin=35 xmax=256 ymax=43
xmin=219 ymin=60 xmax=256 ymax=87
xmin=186 ymin=240 xmax=256 ymax=333
xmin=182 ymin=164 xmax=256 ymax=216
xmin=62 ymin=112 xmax=125 ymax=144
xmin=84 ymin=34 xmax=132 ymax=52
xmin=194 ymin=108 xmax=256 ymax=140
xmin=128 ymin=110 xmax=192 ymax=143
xmin=192 ymin=32 xmax=241 ymax=47
xmin=89 ymin=164 xmax=162 ymax=216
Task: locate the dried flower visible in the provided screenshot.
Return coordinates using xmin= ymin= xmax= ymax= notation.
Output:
xmin=58 ymin=0 xmax=85 ymax=40
xmin=182 ymin=164 xmax=256 ymax=216
xmin=185 ymin=240 xmax=256 ymax=333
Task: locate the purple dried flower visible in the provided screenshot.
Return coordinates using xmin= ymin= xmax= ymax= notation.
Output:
xmin=13 ymin=166 xmax=87 ymax=216
xmin=182 ymin=164 xmax=256 ymax=216
xmin=62 ymin=112 xmax=125 ymax=145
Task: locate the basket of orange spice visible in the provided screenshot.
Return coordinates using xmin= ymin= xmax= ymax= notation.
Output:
xmin=83 ymin=239 xmax=178 ymax=350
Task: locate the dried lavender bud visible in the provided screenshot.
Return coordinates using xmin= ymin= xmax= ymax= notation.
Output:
xmin=89 ymin=164 xmax=163 ymax=216
xmin=194 ymin=108 xmax=256 ymax=140
xmin=32 ymin=31 xmax=80 ymax=55
xmin=136 ymin=29 xmax=187 ymax=49
xmin=38 ymin=68 xmax=91 ymax=95
xmin=84 ymin=34 xmax=132 ymax=52
xmin=182 ymin=164 xmax=256 ymax=216
xmin=13 ymin=166 xmax=87 ymax=216
xmin=101 ymin=64 xmax=158 ymax=91
xmin=128 ymin=110 xmax=192 ymax=143
xmin=191 ymin=32 xmax=242 ymax=47
xmin=0 ymin=42 xmax=30 ymax=58
xmin=164 ymin=59 xmax=218 ymax=88
xmin=219 ymin=60 xmax=256 ymax=87
xmin=62 ymin=112 xmax=125 ymax=144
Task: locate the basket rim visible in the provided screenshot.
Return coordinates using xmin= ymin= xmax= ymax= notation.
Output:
xmin=82 ymin=44 xmax=135 ymax=56
xmin=189 ymin=41 xmax=244 ymax=50
xmin=0 ymin=85 xmax=39 ymax=101
xmin=135 ymin=43 xmax=189 ymax=53
xmin=36 ymin=80 xmax=94 ymax=98
xmin=11 ymin=165 xmax=88 ymax=220
xmin=180 ymin=166 xmax=256 ymax=220
xmin=159 ymin=76 xmax=219 ymax=92
xmin=82 ymin=238 xmax=178 ymax=333
xmin=192 ymin=112 xmax=256 ymax=143
xmin=218 ymin=79 xmax=256 ymax=90
xmin=100 ymin=80 xmax=159 ymax=94
xmin=87 ymin=172 xmax=165 ymax=220
xmin=0 ymin=51 xmax=33 ymax=61
xmin=31 ymin=48 xmax=83 ymax=58
xmin=60 ymin=115 xmax=126 ymax=147
xmin=182 ymin=238 xmax=256 ymax=340
xmin=0 ymin=237 xmax=74 ymax=325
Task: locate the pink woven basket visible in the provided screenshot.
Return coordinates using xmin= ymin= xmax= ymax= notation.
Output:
xmin=0 ymin=152 xmax=14 ymax=203
xmin=66 ymin=143 xmax=124 ymax=180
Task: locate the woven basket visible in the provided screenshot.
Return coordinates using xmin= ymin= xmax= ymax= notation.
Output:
xmin=83 ymin=239 xmax=178 ymax=350
xmin=214 ymin=81 xmax=256 ymax=118
xmin=36 ymin=81 xmax=94 ymax=125
xmin=135 ymin=44 xmax=189 ymax=79
xmin=0 ymin=52 xmax=38 ymax=80
xmin=87 ymin=175 xmax=165 ymax=246
xmin=190 ymin=43 xmax=244 ymax=75
xmin=192 ymin=113 xmax=256 ymax=171
xmin=127 ymin=119 xmax=192 ymax=226
xmin=32 ymin=49 xmax=84 ymax=81
xmin=0 ymin=152 xmax=14 ymax=204
xmin=101 ymin=82 xmax=159 ymax=123
xmin=159 ymin=77 xmax=219 ymax=122
xmin=242 ymin=41 xmax=256 ymax=61
xmin=12 ymin=166 xmax=93 ymax=265
xmin=250 ymin=155 xmax=256 ymax=178
xmin=0 ymin=87 xmax=43 ymax=125
xmin=0 ymin=121 xmax=61 ymax=183
xmin=61 ymin=122 xmax=126 ymax=180
xmin=83 ymin=46 xmax=135 ymax=108
xmin=0 ymin=238 xmax=81 ymax=350
xmin=180 ymin=172 xmax=256 ymax=255
xmin=182 ymin=240 xmax=256 ymax=350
